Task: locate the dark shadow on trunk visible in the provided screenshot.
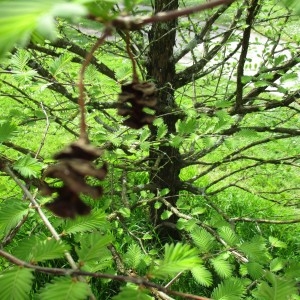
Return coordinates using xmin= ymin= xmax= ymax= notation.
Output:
xmin=146 ymin=0 xmax=183 ymax=241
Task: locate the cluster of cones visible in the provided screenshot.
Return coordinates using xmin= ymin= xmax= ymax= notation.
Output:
xmin=117 ymin=82 xmax=157 ymax=129
xmin=42 ymin=81 xmax=156 ymax=218
xmin=41 ymin=138 xmax=107 ymax=218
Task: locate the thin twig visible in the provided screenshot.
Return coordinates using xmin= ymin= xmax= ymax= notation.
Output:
xmin=0 ymin=213 xmax=29 ymax=247
xmin=165 ymin=271 xmax=184 ymax=288
xmin=125 ymin=31 xmax=139 ymax=82
xmin=160 ymin=197 xmax=248 ymax=263
xmin=4 ymin=166 xmax=77 ymax=268
xmin=0 ymin=249 xmax=211 ymax=300
xmin=229 ymin=217 xmax=300 ymax=224
xmin=4 ymin=165 xmax=97 ymax=300
xmin=112 ymin=0 xmax=235 ymax=30
xmin=35 ymin=102 xmax=50 ymax=158
xmin=78 ymin=26 xmax=113 ymax=139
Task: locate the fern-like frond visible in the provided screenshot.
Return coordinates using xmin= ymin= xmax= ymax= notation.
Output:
xmin=239 ymin=236 xmax=270 ymax=263
xmin=38 ymin=277 xmax=91 ymax=300
xmin=190 ymin=226 xmax=215 ymax=253
xmin=0 ymin=0 xmax=87 ymax=59
xmin=112 ymin=284 xmax=153 ymax=300
xmin=270 ymin=258 xmax=285 ymax=273
xmin=0 ymin=201 xmax=28 ymax=237
xmin=285 ymin=260 xmax=300 ymax=279
xmin=84 ymin=65 xmax=101 ymax=84
xmin=0 ymin=121 xmax=18 ymax=142
xmin=13 ymin=155 xmax=44 ymax=178
xmin=10 ymin=49 xmax=31 ymax=71
xmin=76 ymin=232 xmax=113 ymax=263
xmin=210 ymin=255 xmax=232 ymax=279
xmin=246 ymin=262 xmax=264 ymax=280
xmin=269 ymin=236 xmax=287 ymax=249
xmin=253 ymin=272 xmax=297 ymax=300
xmin=124 ymin=244 xmax=144 ymax=270
xmin=151 ymin=243 xmax=201 ymax=279
xmin=218 ymin=226 xmax=239 ymax=246
xmin=211 ymin=278 xmax=246 ymax=300
xmin=11 ymin=235 xmax=70 ymax=263
xmin=191 ymin=265 xmax=213 ymax=287
xmin=0 ymin=267 xmax=33 ymax=300
xmin=64 ymin=209 xmax=108 ymax=235
xmin=48 ymin=53 xmax=72 ymax=77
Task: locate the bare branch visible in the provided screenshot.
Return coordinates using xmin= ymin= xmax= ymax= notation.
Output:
xmin=111 ymin=0 xmax=235 ymax=30
xmin=230 ymin=217 xmax=300 ymax=224
xmin=0 ymin=249 xmax=211 ymax=300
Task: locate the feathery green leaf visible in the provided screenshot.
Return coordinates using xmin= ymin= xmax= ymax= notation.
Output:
xmin=0 ymin=201 xmax=28 ymax=237
xmin=246 ymin=262 xmax=264 ymax=280
xmin=13 ymin=155 xmax=44 ymax=178
xmin=0 ymin=267 xmax=33 ymax=300
xmin=151 ymin=243 xmax=201 ymax=279
xmin=253 ymin=272 xmax=297 ymax=300
xmin=124 ymin=244 xmax=144 ymax=270
xmin=64 ymin=209 xmax=108 ymax=235
xmin=218 ymin=226 xmax=239 ymax=246
xmin=0 ymin=121 xmax=18 ymax=142
xmin=211 ymin=278 xmax=246 ymax=300
xmin=112 ymin=284 xmax=153 ymax=300
xmin=191 ymin=265 xmax=213 ymax=287
xmin=190 ymin=227 xmax=215 ymax=253
xmin=210 ymin=255 xmax=232 ymax=279
xmin=239 ymin=236 xmax=270 ymax=263
xmin=76 ymin=231 xmax=113 ymax=263
xmin=39 ymin=277 xmax=91 ymax=300
xmin=11 ymin=235 xmax=70 ymax=263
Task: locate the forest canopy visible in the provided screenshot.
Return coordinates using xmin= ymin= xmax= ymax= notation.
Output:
xmin=0 ymin=0 xmax=299 ymax=299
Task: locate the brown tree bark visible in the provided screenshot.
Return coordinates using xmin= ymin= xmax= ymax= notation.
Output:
xmin=146 ymin=0 xmax=182 ymax=240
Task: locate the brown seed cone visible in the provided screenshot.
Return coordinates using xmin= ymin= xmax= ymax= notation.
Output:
xmin=117 ymin=82 xmax=157 ymax=129
xmin=41 ymin=139 xmax=107 ymax=218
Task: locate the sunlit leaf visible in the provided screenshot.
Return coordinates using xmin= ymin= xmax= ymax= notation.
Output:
xmin=0 ymin=267 xmax=34 ymax=300
xmin=39 ymin=277 xmax=91 ymax=300
xmin=151 ymin=243 xmax=201 ymax=279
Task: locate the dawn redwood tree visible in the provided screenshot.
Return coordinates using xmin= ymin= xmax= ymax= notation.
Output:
xmin=0 ymin=0 xmax=299 ymax=299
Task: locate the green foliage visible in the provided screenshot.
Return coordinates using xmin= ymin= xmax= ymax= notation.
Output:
xmin=76 ymin=231 xmax=113 ymax=264
xmin=63 ymin=209 xmax=108 ymax=235
xmin=218 ymin=226 xmax=239 ymax=246
xmin=0 ymin=201 xmax=28 ymax=237
xmin=269 ymin=236 xmax=287 ymax=249
xmin=0 ymin=267 xmax=33 ymax=300
xmin=0 ymin=0 xmax=299 ymax=299
xmin=190 ymin=227 xmax=215 ymax=253
xmin=124 ymin=244 xmax=144 ymax=270
xmin=253 ymin=272 xmax=297 ymax=300
xmin=191 ymin=265 xmax=213 ymax=287
xmin=245 ymin=262 xmax=264 ymax=280
xmin=177 ymin=118 xmax=198 ymax=135
xmin=210 ymin=255 xmax=233 ymax=279
xmin=112 ymin=284 xmax=153 ymax=300
xmin=239 ymin=236 xmax=270 ymax=263
xmin=281 ymin=0 xmax=300 ymax=14
xmin=11 ymin=235 xmax=70 ymax=263
xmin=150 ymin=243 xmax=201 ymax=279
xmin=0 ymin=121 xmax=17 ymax=142
xmin=13 ymin=155 xmax=44 ymax=178
xmin=211 ymin=278 xmax=246 ymax=300
xmin=0 ymin=0 xmax=87 ymax=59
xmin=38 ymin=277 xmax=91 ymax=300
xmin=270 ymin=258 xmax=285 ymax=273
xmin=48 ymin=53 xmax=73 ymax=77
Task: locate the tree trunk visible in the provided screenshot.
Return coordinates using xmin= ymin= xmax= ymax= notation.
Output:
xmin=146 ymin=0 xmax=182 ymax=240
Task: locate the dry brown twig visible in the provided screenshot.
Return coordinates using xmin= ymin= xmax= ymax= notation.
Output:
xmin=0 ymin=248 xmax=211 ymax=300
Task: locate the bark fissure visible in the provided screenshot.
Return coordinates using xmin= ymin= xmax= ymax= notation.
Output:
xmin=146 ymin=0 xmax=182 ymax=239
